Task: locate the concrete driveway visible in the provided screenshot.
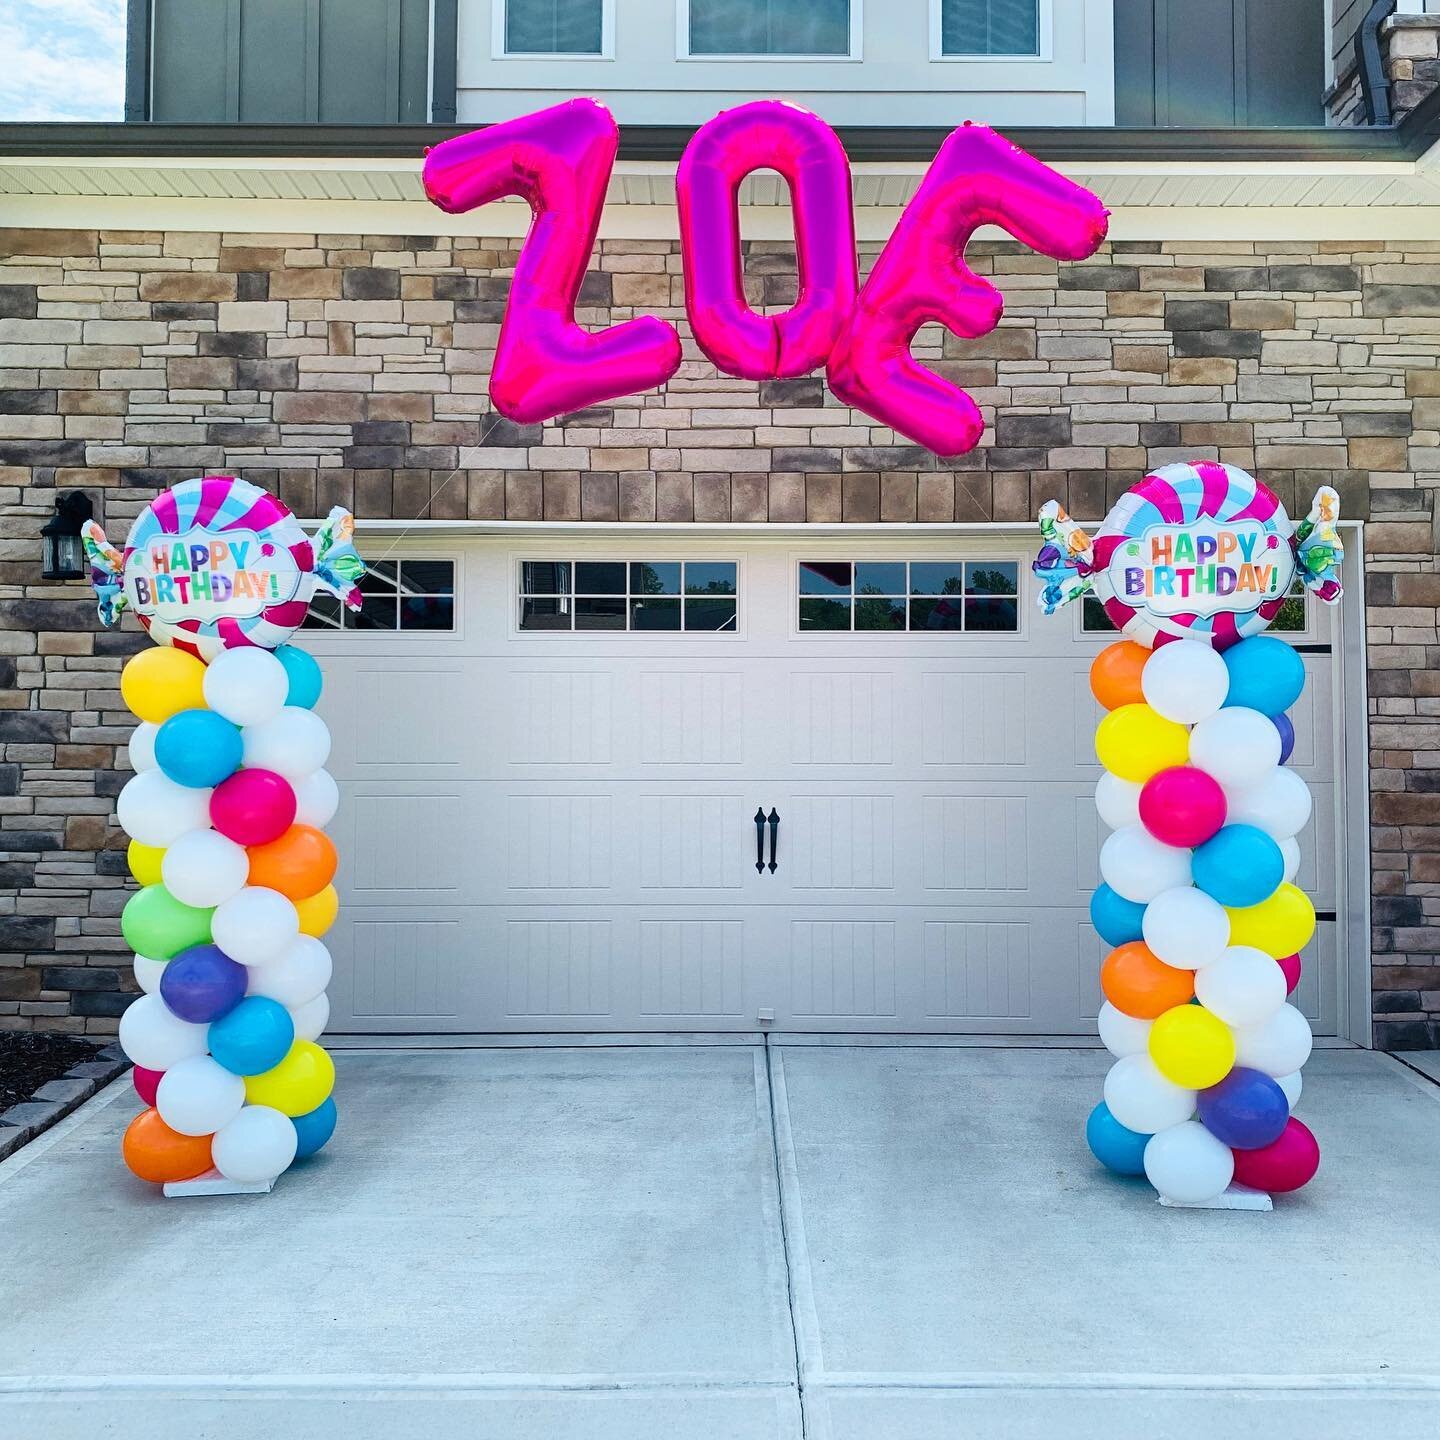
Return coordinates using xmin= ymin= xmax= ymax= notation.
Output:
xmin=2 ymin=1041 xmax=1439 ymax=1439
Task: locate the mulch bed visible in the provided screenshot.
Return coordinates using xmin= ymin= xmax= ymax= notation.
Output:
xmin=0 ymin=1032 xmax=111 ymax=1111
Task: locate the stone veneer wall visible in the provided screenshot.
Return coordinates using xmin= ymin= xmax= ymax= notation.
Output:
xmin=1 ymin=226 xmax=1438 ymax=1046
xmin=1327 ymin=14 xmax=1440 ymax=126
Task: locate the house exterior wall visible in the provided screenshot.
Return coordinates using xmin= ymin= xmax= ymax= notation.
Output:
xmin=457 ymin=0 xmax=1118 ymax=125
xmin=1 ymin=223 xmax=1438 ymax=1046
xmin=1327 ymin=13 xmax=1440 ymax=125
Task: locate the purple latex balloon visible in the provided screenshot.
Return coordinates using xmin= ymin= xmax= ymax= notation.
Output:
xmin=1198 ymin=1066 xmax=1290 ymax=1151
xmin=677 ymin=100 xmax=857 ymax=380
xmin=1273 ymin=711 xmax=1295 ymax=764
xmin=827 ymin=122 xmax=1109 ymax=456
xmin=158 ymin=943 xmax=248 ymax=1024
xmin=423 ymin=99 xmax=681 ymax=424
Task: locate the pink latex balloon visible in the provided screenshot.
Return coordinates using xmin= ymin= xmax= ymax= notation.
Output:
xmin=1231 ymin=1118 xmax=1320 ymax=1194
xmin=423 ymin=99 xmax=682 ymax=423
xmin=827 ymin=122 xmax=1109 ymax=456
xmin=1277 ymin=953 xmax=1302 ymax=995
xmin=210 ymin=768 xmax=297 ymax=847
xmin=676 ymin=100 xmax=857 ymax=380
xmin=1138 ymin=766 xmax=1227 ymax=848
xmin=133 ymin=1065 xmax=162 ymax=1107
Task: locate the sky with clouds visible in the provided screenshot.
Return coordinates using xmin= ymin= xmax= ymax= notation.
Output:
xmin=0 ymin=0 xmax=126 ymax=122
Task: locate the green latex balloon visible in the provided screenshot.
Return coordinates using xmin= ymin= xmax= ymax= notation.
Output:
xmin=121 ymin=885 xmax=213 ymax=960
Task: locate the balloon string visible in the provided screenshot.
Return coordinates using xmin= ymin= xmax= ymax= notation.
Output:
xmin=358 ymin=430 xmax=486 ymax=566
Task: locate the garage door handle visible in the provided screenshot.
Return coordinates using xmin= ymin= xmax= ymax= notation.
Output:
xmin=766 ymin=808 xmax=779 ymax=874
xmin=755 ymin=807 xmax=766 ymax=873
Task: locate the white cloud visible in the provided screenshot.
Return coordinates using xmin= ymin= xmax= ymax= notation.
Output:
xmin=0 ymin=0 xmax=127 ymax=122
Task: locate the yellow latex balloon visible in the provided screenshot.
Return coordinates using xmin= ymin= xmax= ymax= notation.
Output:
xmin=244 ymin=1041 xmax=336 ymax=1117
xmin=295 ymin=884 xmax=339 ymax=937
xmin=120 ymin=647 xmax=207 ymax=724
xmin=1225 ymin=883 xmax=1316 ymax=959
xmin=1148 ymin=1003 xmax=1236 ymax=1089
xmin=127 ymin=840 xmax=166 ymax=888
xmin=1094 ymin=703 xmax=1190 ymax=784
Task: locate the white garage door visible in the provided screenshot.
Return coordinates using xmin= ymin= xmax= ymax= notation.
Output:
xmin=306 ymin=533 xmax=1347 ymax=1037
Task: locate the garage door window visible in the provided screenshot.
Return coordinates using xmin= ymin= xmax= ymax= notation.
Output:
xmin=798 ymin=560 xmax=1019 ymax=632
xmin=519 ymin=560 xmax=738 ymax=632
xmin=303 ymin=559 xmax=455 ymax=631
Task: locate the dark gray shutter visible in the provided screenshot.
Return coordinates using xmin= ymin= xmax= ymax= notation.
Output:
xmin=1114 ymin=0 xmax=1323 ymax=127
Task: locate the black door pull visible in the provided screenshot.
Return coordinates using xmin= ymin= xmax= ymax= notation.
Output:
xmin=755 ymin=807 xmax=766 ymax=873
xmin=766 ymin=808 xmax=779 ymax=873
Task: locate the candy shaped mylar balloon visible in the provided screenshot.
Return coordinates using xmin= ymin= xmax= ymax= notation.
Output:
xmin=81 ymin=477 xmax=363 ymax=660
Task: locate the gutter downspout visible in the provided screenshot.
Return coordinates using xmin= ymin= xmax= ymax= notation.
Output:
xmin=1357 ymin=0 xmax=1398 ymax=125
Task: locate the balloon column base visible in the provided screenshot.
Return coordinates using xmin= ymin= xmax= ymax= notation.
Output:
xmin=1158 ymin=1182 xmax=1272 ymax=1212
xmin=162 ymin=1168 xmax=275 ymax=1199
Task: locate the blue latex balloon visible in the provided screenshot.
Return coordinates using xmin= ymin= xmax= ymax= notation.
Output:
xmin=1192 ymin=824 xmax=1284 ymax=908
xmin=274 ymin=645 xmax=323 ymax=710
xmin=154 ymin=708 xmax=243 ymax=789
xmin=1086 ymin=1101 xmax=1150 ymax=1176
xmin=1272 ymin=711 xmax=1295 ymax=765
xmin=1222 ymin=636 xmax=1305 ymax=717
xmin=1090 ymin=884 xmax=1146 ymax=947
xmin=208 ymin=996 xmax=295 ymax=1077
xmin=1199 ymin=1067 xmax=1289 ymax=1150
xmin=159 ymin=943 xmax=247 ymax=1024
xmin=291 ymin=1097 xmax=338 ymax=1160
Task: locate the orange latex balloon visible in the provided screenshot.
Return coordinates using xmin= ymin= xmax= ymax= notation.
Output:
xmin=295 ymin=883 xmax=339 ymax=937
xmin=1100 ymin=941 xmax=1195 ymax=1020
xmin=247 ymin=824 xmax=338 ymax=902
xmin=1089 ymin=641 xmax=1150 ymax=711
xmin=122 ymin=1108 xmax=213 ymax=1184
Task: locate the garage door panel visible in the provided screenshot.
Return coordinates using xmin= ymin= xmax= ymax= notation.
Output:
xmin=786 ymin=919 xmax=899 ymax=1021
xmin=920 ymin=795 xmax=1031 ymax=893
xmin=922 ymin=918 xmax=1032 ymax=1021
xmin=327 ymin=910 xmax=473 ymax=1031
xmin=920 ymin=669 xmax=1030 ymax=769
xmin=506 ymin=792 xmax=615 ymax=891
xmin=506 ymin=669 xmax=614 ymax=767
xmin=328 ymin=662 xmax=477 ymax=777
xmin=504 ymin=918 xmax=615 ymax=1020
xmin=639 ymin=918 xmax=747 ymax=1019
xmin=344 ymin=790 xmax=469 ymax=898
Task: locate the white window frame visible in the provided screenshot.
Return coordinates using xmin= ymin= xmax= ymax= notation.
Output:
xmin=512 ymin=554 xmax=746 ymax=639
xmin=927 ymin=0 xmax=1052 ymax=63
xmin=491 ymin=0 xmax=616 ymax=61
xmin=676 ymin=0 xmax=864 ymax=62
xmin=789 ymin=555 xmax=1028 ymax=640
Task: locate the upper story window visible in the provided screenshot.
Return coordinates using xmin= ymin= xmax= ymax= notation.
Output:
xmin=933 ymin=0 xmax=1041 ymax=58
xmin=683 ymin=0 xmax=857 ymax=58
xmin=500 ymin=0 xmax=610 ymax=57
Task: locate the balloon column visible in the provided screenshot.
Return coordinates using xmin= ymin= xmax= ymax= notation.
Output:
xmin=1035 ymin=464 xmax=1345 ymax=1206
xmin=82 ymin=476 xmax=364 ymax=1191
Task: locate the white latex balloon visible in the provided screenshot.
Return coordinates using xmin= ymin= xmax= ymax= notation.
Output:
xmin=1098 ymin=1001 xmax=1152 ymax=1059
xmin=1144 ymin=1121 xmax=1235 ymax=1205
xmin=293 ymin=768 xmax=340 ymax=829
xmin=242 ymin=708 xmax=332 ymax=781
xmin=211 ymin=1104 xmax=298 ymax=1184
xmin=115 ymin=770 xmax=213 ymax=848
xmin=202 ymin=647 xmax=289 ymax=728
xmin=1225 ymin=767 xmax=1312 ymax=842
xmin=156 ymin=1054 xmax=246 ymax=1136
xmin=1142 ymin=886 xmax=1229 ymax=970
xmin=1279 ymin=837 xmax=1301 ymax=885
xmin=1096 ymin=773 xmax=1142 ymax=831
xmin=117 ymin=993 xmax=209 ymax=1071
xmin=1194 ymin=945 xmax=1287 ymax=1028
xmin=247 ymin=935 xmax=332 ymax=1008
xmin=1141 ymin=641 xmax=1229 ymax=725
xmin=1099 ymin=825 xmax=1193 ymax=904
xmin=1189 ymin=708 xmax=1282 ymax=789
xmin=127 ymin=722 xmax=159 ymax=773
xmin=1103 ymin=1053 xmax=1196 ymax=1134
xmin=1233 ymin=1003 xmax=1313 ymax=1078
xmin=212 ymin=886 xmax=300 ymax=967
xmin=1275 ymin=1070 xmax=1303 ymax=1110
xmin=133 ymin=954 xmax=167 ymax=996
xmin=289 ymin=991 xmax=330 ymax=1043
xmin=160 ymin=828 xmax=250 ymax=909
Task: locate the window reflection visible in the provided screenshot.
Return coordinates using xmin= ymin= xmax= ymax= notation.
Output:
xmin=797 ymin=560 xmax=1021 ymax=634
xmin=303 ymin=559 xmax=457 ymax=632
xmin=518 ymin=560 xmax=740 ymax=632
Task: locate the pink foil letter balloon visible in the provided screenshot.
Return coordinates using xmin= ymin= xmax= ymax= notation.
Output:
xmin=827 ymin=123 xmax=1109 ymax=456
xmin=676 ymin=100 xmax=858 ymax=380
xmin=423 ymin=99 xmax=682 ymax=423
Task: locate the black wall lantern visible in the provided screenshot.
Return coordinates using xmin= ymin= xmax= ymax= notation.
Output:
xmin=40 ymin=491 xmax=94 ymax=581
